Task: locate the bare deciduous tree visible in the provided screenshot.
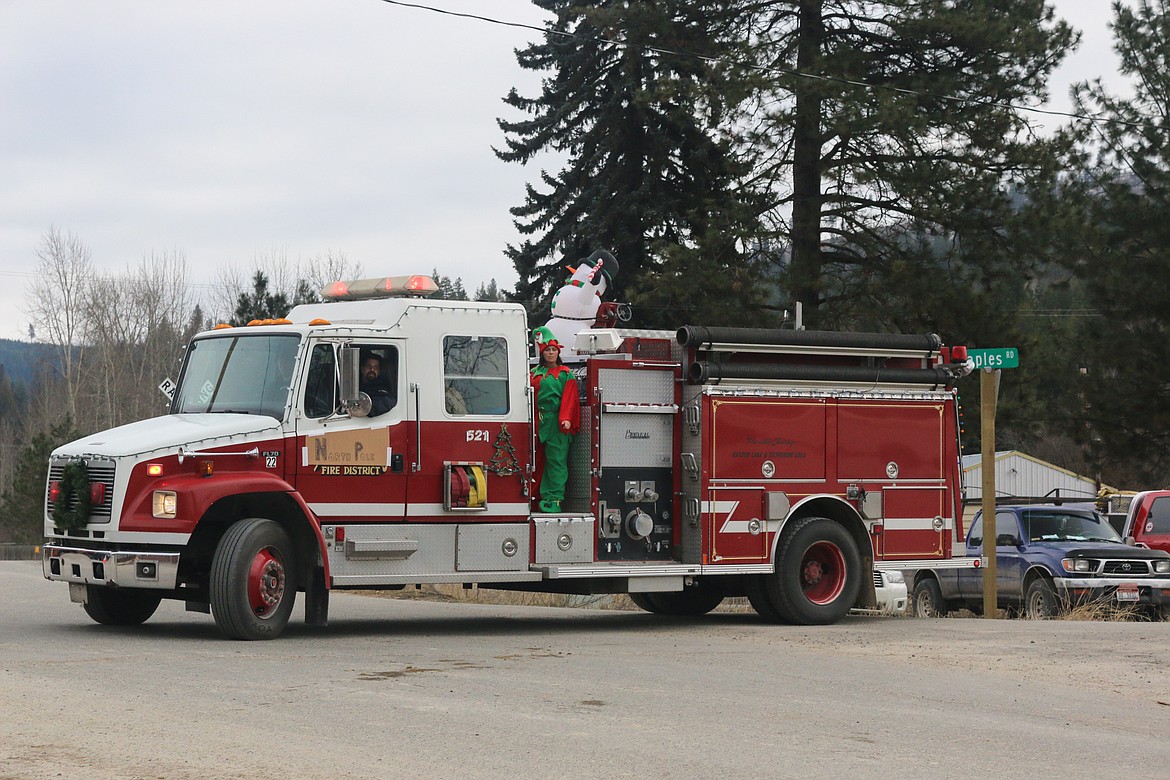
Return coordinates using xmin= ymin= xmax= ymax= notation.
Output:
xmin=82 ymin=251 xmax=195 ymax=429
xmin=207 ymin=249 xmax=364 ymax=323
xmin=25 ymin=226 xmax=92 ymax=421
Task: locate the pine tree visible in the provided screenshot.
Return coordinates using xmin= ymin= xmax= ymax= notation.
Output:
xmin=230 ymin=271 xmax=292 ymax=326
xmin=0 ymin=419 xmax=78 ymax=544
xmin=430 ymin=269 xmax=470 ymax=301
xmin=498 ymin=0 xmax=764 ymax=327
xmin=474 ymin=279 xmax=506 ymax=302
xmin=1061 ymin=0 xmax=1170 ymax=482
xmin=742 ymin=0 xmax=1076 ymax=333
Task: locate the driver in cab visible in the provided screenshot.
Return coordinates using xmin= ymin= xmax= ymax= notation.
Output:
xmin=359 ymin=351 xmax=394 ymax=417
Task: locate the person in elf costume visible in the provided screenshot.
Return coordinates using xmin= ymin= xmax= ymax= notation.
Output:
xmin=530 ymin=326 xmax=580 ymax=513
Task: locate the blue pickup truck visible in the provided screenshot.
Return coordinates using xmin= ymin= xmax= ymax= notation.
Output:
xmin=911 ymin=504 xmax=1170 ymax=619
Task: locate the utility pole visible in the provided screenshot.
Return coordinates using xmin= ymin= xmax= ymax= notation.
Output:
xmin=981 ymin=367 xmax=1000 ymax=617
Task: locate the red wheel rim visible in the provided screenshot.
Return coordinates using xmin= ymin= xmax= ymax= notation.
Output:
xmin=800 ymin=541 xmax=846 ymax=605
xmin=247 ymin=546 xmax=286 ymax=618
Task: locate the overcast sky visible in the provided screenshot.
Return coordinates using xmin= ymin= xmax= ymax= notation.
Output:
xmin=0 ymin=0 xmax=1127 ymax=341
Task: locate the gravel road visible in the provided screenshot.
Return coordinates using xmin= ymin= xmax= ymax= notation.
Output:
xmin=2 ymin=561 xmax=1168 ymax=779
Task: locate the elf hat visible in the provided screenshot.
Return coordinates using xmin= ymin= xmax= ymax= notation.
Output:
xmin=533 ymin=326 xmax=562 ymax=351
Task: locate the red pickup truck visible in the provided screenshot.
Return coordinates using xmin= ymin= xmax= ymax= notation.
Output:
xmin=1116 ymin=491 xmax=1170 ymax=554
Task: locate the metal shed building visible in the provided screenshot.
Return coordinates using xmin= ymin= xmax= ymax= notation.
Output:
xmin=960 ymin=450 xmax=1116 ymax=502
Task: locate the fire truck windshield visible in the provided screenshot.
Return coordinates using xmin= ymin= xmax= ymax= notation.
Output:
xmin=172 ymin=334 xmax=301 ymax=420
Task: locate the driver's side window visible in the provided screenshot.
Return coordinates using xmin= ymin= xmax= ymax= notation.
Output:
xmin=968 ymin=515 xmax=983 ymax=548
xmin=305 ymin=344 xmax=337 ymax=419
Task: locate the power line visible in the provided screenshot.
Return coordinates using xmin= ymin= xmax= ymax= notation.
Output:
xmin=377 ymin=0 xmax=1145 ymax=131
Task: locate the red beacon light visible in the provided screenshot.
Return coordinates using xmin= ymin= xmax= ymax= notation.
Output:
xmin=404 ymin=275 xmax=439 ymax=294
xmin=323 ymin=281 xmax=350 ymax=299
xmin=321 ymin=275 xmax=439 ymax=301
xmin=950 ymin=345 xmax=968 ymax=363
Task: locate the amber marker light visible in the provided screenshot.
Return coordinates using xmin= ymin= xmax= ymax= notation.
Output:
xmin=146 ymin=463 xmax=164 ymax=477
xmin=199 ymin=461 xmax=215 ymax=477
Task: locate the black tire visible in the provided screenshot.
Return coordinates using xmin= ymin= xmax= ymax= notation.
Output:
xmin=912 ymin=578 xmax=949 ymax=618
xmin=628 ymin=585 xmax=724 ymax=616
xmin=746 ymin=575 xmax=787 ymax=623
xmin=1024 ymin=578 xmax=1060 ymax=620
xmin=645 ymin=584 xmax=725 ymax=616
xmin=82 ymin=586 xmax=162 ymax=626
xmin=754 ymin=516 xmax=861 ymax=625
xmin=210 ymin=518 xmax=297 ymax=640
xmin=628 ymin=592 xmax=663 ymax=614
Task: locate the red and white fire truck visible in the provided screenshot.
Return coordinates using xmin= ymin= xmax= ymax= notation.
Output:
xmin=42 ymin=275 xmax=972 ymax=639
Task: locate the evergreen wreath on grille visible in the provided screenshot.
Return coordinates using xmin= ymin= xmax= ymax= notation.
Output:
xmin=53 ymin=461 xmax=92 ymax=530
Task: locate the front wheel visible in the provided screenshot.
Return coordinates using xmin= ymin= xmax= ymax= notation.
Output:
xmin=752 ymin=516 xmax=861 ymax=625
xmin=82 ymin=586 xmax=162 ymax=626
xmin=210 ymin=518 xmax=298 ymax=640
xmin=1024 ymin=578 xmax=1060 ymax=620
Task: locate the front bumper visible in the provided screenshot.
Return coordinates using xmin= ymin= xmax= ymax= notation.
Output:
xmin=42 ymin=543 xmax=180 ymax=590
xmin=1055 ymin=577 xmax=1170 ymax=609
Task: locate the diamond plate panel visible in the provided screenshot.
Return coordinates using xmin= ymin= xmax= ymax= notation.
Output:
xmin=456 ymin=523 xmax=529 ymax=571
xmin=327 ymin=524 xmax=456 ymax=578
xmin=597 ymin=367 xmax=673 ymax=405
xmin=563 ymin=405 xmax=593 ymax=514
xmin=534 ymin=517 xmax=595 ymax=564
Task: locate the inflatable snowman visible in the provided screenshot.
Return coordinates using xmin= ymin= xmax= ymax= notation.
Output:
xmin=543 ymin=249 xmax=618 ymax=360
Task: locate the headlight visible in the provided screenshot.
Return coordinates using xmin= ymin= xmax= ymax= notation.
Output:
xmin=152 ymin=490 xmax=177 ymax=519
xmin=1061 ymin=558 xmax=1093 ymax=573
xmin=1154 ymin=560 xmax=1170 ymax=574
xmin=883 ymin=569 xmax=905 ymax=584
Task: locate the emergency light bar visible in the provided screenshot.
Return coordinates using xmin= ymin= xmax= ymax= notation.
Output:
xmin=322 ymin=275 xmax=439 ymax=301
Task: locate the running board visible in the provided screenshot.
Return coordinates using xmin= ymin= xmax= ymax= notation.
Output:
xmin=539 ymin=563 xmax=702 ymax=579
xmin=874 ymin=558 xmax=978 ymax=570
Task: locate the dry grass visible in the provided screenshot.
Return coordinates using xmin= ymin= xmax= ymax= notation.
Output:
xmin=356 ymin=584 xmax=636 ymax=610
xmin=361 ymin=586 xmax=1162 ymax=621
xmin=908 ymin=597 xmax=1161 ymax=622
xmin=1061 ymin=601 xmax=1152 ymax=622
xmin=357 ymin=586 xmax=763 ymax=613
xmin=355 ymin=589 xmax=885 ymax=616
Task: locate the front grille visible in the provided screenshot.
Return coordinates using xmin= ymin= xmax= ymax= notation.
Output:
xmin=46 ymin=458 xmax=116 ymax=524
xmin=1100 ymin=559 xmax=1151 ymax=576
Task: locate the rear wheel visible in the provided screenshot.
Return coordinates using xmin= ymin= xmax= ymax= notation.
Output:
xmin=627 ymin=593 xmax=663 ymax=614
xmin=746 ymin=576 xmax=787 ymax=623
xmin=628 ymin=585 xmax=725 ymax=616
xmin=648 ymin=584 xmax=725 ymax=616
xmin=912 ymin=578 xmax=949 ymax=618
xmin=210 ymin=518 xmax=297 ymax=640
xmin=1025 ymin=578 xmax=1060 ymax=620
xmin=751 ymin=516 xmax=861 ymax=625
xmin=82 ymin=586 xmax=162 ymax=626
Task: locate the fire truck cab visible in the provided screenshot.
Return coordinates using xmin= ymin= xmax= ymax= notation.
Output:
xmin=42 ymin=275 xmax=970 ymax=639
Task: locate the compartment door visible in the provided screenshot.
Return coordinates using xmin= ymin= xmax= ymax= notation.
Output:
xmin=879 ymin=486 xmax=949 ymax=559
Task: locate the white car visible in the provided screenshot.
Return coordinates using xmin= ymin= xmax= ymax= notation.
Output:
xmin=872 ymin=569 xmax=908 ymax=614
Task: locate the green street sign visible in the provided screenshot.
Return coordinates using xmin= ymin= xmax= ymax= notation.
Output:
xmin=968 ymin=347 xmax=1018 ymax=370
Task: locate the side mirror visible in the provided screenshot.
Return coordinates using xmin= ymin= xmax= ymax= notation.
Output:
xmin=338 ymin=347 xmax=368 ymax=416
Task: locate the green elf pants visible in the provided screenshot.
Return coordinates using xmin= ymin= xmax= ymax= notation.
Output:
xmin=538 ymin=430 xmax=572 ymax=512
